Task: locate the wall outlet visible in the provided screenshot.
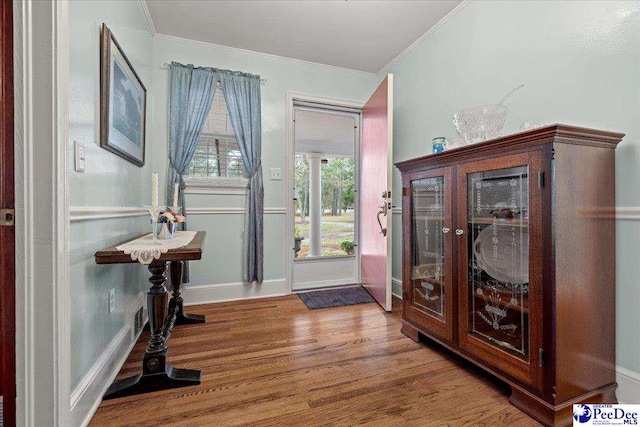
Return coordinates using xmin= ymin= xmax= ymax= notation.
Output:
xmin=74 ymin=140 xmax=85 ymax=172
xmin=108 ymin=288 xmax=115 ymax=314
xmin=270 ymin=167 xmax=282 ymax=180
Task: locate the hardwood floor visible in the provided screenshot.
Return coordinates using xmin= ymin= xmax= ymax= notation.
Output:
xmin=90 ymin=296 xmax=540 ymax=426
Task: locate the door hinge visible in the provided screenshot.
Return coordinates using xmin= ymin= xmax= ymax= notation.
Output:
xmin=403 ymin=187 xmax=409 ymax=197
xmin=538 ymin=171 xmax=545 ymax=189
xmin=539 ymin=348 xmax=545 ymax=366
xmin=0 ymin=208 xmax=15 ymax=226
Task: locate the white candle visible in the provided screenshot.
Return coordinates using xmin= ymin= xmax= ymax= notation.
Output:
xmin=151 ymin=173 xmax=158 ymax=208
xmin=173 ymin=182 xmax=179 ymax=211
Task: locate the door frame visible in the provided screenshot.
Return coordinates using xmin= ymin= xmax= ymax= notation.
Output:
xmin=13 ymin=1 xmax=71 ymax=425
xmin=284 ymin=92 xmax=364 ymax=293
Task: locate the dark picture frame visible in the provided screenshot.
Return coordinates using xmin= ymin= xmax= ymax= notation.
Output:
xmin=100 ymin=23 xmax=147 ymax=166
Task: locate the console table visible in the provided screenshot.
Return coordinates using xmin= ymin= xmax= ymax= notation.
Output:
xmin=95 ymin=231 xmax=206 ymax=399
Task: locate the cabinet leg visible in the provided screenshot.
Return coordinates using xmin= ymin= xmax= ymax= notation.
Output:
xmin=401 ymin=322 xmax=421 ymax=343
xmin=168 ymin=260 xmax=205 ymax=325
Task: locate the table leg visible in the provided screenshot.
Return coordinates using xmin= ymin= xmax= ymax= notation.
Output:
xmin=103 ymin=261 xmax=201 ymax=400
xmin=168 ymin=260 xmax=206 ymax=325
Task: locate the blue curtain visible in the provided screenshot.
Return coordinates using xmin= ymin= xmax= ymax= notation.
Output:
xmin=167 ymin=62 xmax=218 ymax=282
xmin=221 ymin=72 xmax=263 ymax=284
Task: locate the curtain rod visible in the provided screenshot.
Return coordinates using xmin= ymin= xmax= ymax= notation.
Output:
xmin=162 ymin=62 xmax=267 ymax=84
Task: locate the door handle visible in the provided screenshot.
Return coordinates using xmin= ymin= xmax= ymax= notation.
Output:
xmin=442 ymin=227 xmax=450 ymax=234
xmin=455 ymin=229 xmax=464 ymax=236
xmin=377 ymin=200 xmax=388 ymax=237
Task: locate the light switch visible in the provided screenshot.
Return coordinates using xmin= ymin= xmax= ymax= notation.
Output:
xmin=270 ymin=167 xmax=282 ymax=180
xmin=74 ymin=140 xmax=85 ymax=172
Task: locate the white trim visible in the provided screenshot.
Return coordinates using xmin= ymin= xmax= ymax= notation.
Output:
xmin=154 ymin=33 xmax=375 ymax=77
xmin=378 ymin=1 xmax=473 ymax=75
xmin=13 ymin=2 xmax=34 ymax=423
xmin=185 ymin=207 xmax=286 ymax=215
xmin=139 ymin=0 xmax=157 ymax=37
xmin=55 ymin=2 xmax=72 ymax=424
xmin=14 ymin=1 xmax=71 ymax=425
xmin=392 ymin=277 xmax=403 ymax=300
xmin=182 ymin=278 xmax=289 ymax=305
xmin=616 ymin=207 xmax=640 ymax=221
xmin=183 ymin=176 xmax=249 ymax=195
xmin=13 ymin=0 xmax=70 ymax=424
xmin=617 ymin=365 xmax=640 ymax=404
xmin=285 ymin=91 xmax=366 ymax=296
xmin=69 ymin=326 xmax=132 ymax=427
xmin=392 ymin=207 xmax=402 ymax=215
xmin=70 ymin=206 xmax=148 ymax=222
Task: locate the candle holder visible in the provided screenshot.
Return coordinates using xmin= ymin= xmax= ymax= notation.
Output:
xmin=144 ymin=206 xmax=163 ymax=245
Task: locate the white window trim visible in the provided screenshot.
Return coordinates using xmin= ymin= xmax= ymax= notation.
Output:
xmin=183 ymin=176 xmax=249 ymax=195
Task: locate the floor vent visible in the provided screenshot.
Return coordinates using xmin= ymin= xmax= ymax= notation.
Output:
xmin=133 ymin=305 xmax=144 ymax=337
xmin=127 ymin=292 xmax=146 ymax=341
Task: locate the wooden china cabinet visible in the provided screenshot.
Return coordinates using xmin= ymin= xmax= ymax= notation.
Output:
xmin=395 ymin=125 xmax=623 ymax=427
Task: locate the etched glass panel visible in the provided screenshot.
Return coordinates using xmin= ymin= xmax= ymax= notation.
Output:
xmin=467 ymin=166 xmax=529 ymax=361
xmin=411 ymin=177 xmax=446 ymax=320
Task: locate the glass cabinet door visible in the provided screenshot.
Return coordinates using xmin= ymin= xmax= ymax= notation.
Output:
xmin=467 ymin=165 xmax=530 ymax=359
xmin=456 ymin=153 xmax=543 ymax=388
xmin=403 ymin=167 xmax=454 ymax=342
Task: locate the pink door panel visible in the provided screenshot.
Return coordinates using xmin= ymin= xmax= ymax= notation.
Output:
xmin=360 ymin=75 xmax=393 ymax=311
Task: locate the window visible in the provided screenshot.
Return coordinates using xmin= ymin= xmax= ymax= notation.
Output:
xmin=187 ymin=87 xmax=244 ymax=178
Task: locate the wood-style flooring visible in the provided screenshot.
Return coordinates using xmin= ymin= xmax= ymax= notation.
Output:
xmin=90 ymin=295 xmax=540 ymax=426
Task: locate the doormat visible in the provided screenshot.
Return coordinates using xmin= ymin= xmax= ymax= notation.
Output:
xmin=297 ymin=285 xmax=375 ymax=310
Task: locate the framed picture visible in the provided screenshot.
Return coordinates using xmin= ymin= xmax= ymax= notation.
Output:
xmin=100 ymin=23 xmax=147 ymax=166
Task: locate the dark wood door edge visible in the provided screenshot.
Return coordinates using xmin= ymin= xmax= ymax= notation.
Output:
xmin=0 ymin=0 xmax=16 ymax=426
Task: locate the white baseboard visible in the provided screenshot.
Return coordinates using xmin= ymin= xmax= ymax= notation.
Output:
xmin=70 ymin=325 xmax=136 ymax=427
xmin=617 ymin=365 xmax=640 ymax=404
xmin=182 ymin=278 xmax=289 ymax=305
xmin=392 ymin=277 xmax=403 ymax=299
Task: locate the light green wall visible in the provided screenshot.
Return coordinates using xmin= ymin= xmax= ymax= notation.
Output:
xmin=68 ymin=0 xmax=154 ymax=390
xmin=382 ymin=0 xmax=640 ymax=373
xmin=150 ymin=37 xmax=377 ymax=285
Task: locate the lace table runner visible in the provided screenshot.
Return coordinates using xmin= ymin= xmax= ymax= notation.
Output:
xmin=116 ymin=231 xmax=197 ymax=264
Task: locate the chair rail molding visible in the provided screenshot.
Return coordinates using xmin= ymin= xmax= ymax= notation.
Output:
xmin=70 ymin=206 xmax=148 ymax=222
xmin=615 ymin=207 xmax=640 ymax=221
xmin=14 ymin=0 xmax=71 ymax=425
xmin=186 ymin=207 xmax=286 ymax=215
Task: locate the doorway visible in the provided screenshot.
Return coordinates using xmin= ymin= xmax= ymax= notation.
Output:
xmin=291 ymin=104 xmax=361 ymax=291
xmin=0 ymin=0 xmax=15 ymax=425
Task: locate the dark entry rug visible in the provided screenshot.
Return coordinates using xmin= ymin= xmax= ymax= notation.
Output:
xmin=297 ymin=285 xmax=376 ymax=310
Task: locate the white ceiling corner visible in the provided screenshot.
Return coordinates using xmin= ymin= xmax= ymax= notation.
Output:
xmin=143 ymin=0 xmax=467 ymax=74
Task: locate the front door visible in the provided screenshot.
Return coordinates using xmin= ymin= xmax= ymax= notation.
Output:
xmin=292 ymin=105 xmax=361 ymax=290
xmin=0 ymin=0 xmax=16 ymax=424
xmin=360 ymin=75 xmax=393 ymax=311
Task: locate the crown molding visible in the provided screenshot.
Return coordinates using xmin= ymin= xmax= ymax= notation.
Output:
xmin=153 ymin=33 xmax=376 ymax=78
xmin=139 ymin=0 xmax=156 ymax=37
xmin=378 ymin=0 xmax=473 ymax=75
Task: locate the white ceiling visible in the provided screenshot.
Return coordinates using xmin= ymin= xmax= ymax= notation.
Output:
xmin=144 ymin=0 xmax=464 ymax=73
xmin=295 ymin=110 xmax=356 ymax=156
